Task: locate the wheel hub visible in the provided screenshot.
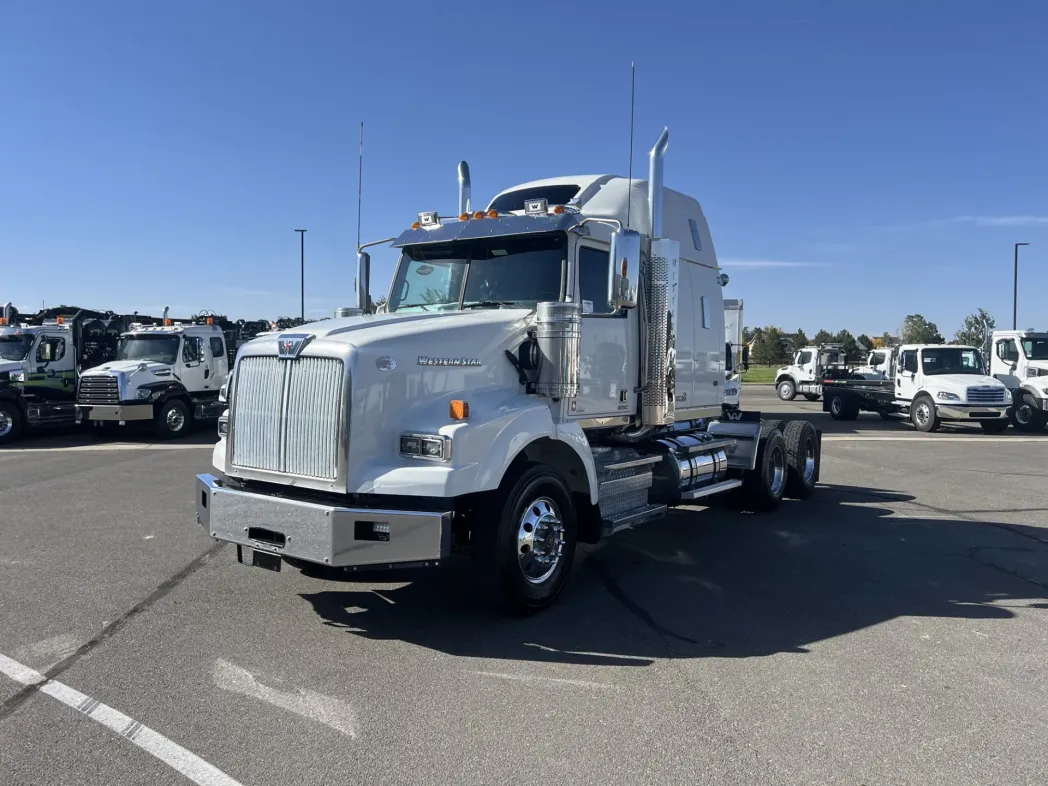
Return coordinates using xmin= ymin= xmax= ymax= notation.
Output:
xmin=0 ymin=410 xmax=12 ymax=438
xmin=802 ymin=439 xmax=816 ymax=483
xmin=769 ymin=444 xmax=786 ymax=496
xmin=166 ymin=408 xmax=185 ymax=432
xmin=1016 ymin=404 xmax=1032 ymax=425
xmin=517 ymin=497 xmax=564 ymax=585
xmin=915 ymin=403 xmax=930 ymax=425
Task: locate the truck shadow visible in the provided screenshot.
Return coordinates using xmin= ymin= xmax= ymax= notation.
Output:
xmin=761 ymin=408 xmax=1048 ymax=437
xmin=299 ymin=484 xmax=1048 ymax=665
xmin=3 ymin=423 xmax=219 ymax=449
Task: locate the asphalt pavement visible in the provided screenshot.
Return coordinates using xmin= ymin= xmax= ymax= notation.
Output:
xmin=1 ymin=386 xmax=1047 ymax=786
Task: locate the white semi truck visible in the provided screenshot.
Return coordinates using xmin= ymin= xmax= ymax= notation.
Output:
xmin=988 ymin=329 xmax=1048 ymax=431
xmin=195 ymin=128 xmax=825 ymax=612
xmin=723 ymin=298 xmax=745 ymax=414
xmin=76 ymin=311 xmax=233 ymax=439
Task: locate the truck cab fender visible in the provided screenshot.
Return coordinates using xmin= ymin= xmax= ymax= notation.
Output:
xmin=1019 ymin=383 xmax=1047 ymax=409
xmin=460 ymin=398 xmax=598 ymax=503
xmin=0 ymin=386 xmax=27 ymax=414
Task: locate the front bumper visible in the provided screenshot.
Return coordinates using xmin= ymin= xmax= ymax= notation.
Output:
xmin=76 ymin=403 xmax=153 ymax=422
xmin=195 ymin=474 xmax=452 ymax=569
xmin=935 ymin=403 xmax=1008 ymax=420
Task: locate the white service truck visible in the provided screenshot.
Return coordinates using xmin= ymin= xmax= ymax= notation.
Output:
xmin=821 ymin=344 xmax=1011 ymax=433
xmin=774 ymin=344 xmax=850 ymax=401
xmin=76 ymin=312 xmax=231 ymax=439
xmin=722 ymin=298 xmax=745 ymax=414
xmin=195 ymin=127 xmax=826 ymax=613
xmin=989 ymin=329 xmax=1048 ymax=432
xmin=853 ymin=346 xmax=894 ymax=378
xmin=0 ymin=305 xmax=130 ymax=444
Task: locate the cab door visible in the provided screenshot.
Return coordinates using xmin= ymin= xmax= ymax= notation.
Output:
xmin=33 ymin=332 xmax=73 ymax=400
xmin=571 ymin=241 xmax=637 ymax=420
xmin=207 ymin=334 xmax=229 ymax=387
xmin=896 ymin=349 xmax=919 ymax=400
xmin=179 ymin=336 xmax=211 ymax=393
xmin=993 ymin=338 xmax=1021 ymax=389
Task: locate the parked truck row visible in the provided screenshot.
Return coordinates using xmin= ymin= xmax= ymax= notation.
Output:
xmin=0 ymin=304 xmax=293 ymax=444
xmin=196 ymin=127 xmax=826 ymax=613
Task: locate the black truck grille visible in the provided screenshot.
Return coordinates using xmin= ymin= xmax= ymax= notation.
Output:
xmin=78 ymin=376 xmax=119 ymax=405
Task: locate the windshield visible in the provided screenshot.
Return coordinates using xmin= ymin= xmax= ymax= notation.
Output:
xmin=0 ymin=335 xmax=33 ymax=361
xmin=117 ymin=335 xmax=180 ymax=364
xmin=921 ymin=347 xmax=985 ymax=375
xmin=1022 ymin=337 xmax=1048 ymax=360
xmin=388 ymin=233 xmax=566 ymax=313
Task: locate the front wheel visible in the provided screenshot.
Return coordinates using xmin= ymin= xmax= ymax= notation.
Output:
xmin=777 ymin=379 xmax=796 ymax=401
xmin=478 ymin=465 xmax=578 ymax=614
xmin=1010 ymin=393 xmax=1046 ymax=432
xmin=155 ymin=399 xmax=191 ymax=440
xmin=910 ymin=395 xmax=939 ymax=433
xmin=0 ymin=401 xmax=23 ymax=445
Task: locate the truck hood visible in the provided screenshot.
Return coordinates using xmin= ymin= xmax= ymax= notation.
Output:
xmin=0 ymin=360 xmax=24 ymax=375
xmin=82 ymin=360 xmax=175 ymax=378
xmin=925 ymin=374 xmax=1005 ymax=397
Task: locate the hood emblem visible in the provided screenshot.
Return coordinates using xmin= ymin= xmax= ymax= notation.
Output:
xmin=418 ymin=356 xmax=482 ymax=367
xmin=277 ymin=333 xmax=313 ymax=360
xmin=376 ymin=356 xmax=397 ymax=372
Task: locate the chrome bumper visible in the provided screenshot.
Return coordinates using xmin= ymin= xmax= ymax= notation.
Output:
xmin=195 ymin=474 xmax=452 ymax=569
xmin=77 ymin=403 xmax=153 ymax=422
xmin=936 ymin=404 xmax=1008 ymax=420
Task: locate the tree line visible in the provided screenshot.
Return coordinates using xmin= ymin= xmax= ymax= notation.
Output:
xmin=743 ymin=308 xmax=997 ymax=366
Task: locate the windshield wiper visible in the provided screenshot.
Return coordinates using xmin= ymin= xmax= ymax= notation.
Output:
xmin=464 ymin=300 xmax=519 ymax=309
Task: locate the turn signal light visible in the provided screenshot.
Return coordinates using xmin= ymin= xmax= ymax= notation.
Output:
xmin=450 ymin=400 xmax=469 ymax=420
xmin=165 ymin=319 xmax=173 ymax=325
xmin=56 ymin=316 xmax=65 ymax=324
xmin=206 ymin=317 xmax=214 ymax=325
xmin=0 ymin=318 xmax=6 ymax=325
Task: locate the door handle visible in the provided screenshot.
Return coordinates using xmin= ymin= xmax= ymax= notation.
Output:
xmin=204 ymin=368 xmax=210 ymax=379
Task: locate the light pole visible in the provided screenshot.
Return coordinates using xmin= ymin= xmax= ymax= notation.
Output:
xmin=295 ymin=229 xmax=307 ymax=322
xmin=1014 ymin=242 xmax=1029 ymax=330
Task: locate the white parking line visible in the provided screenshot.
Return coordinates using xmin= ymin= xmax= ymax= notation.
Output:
xmin=822 ymin=435 xmax=1047 ymax=443
xmin=1 ymin=443 xmax=213 ymax=453
xmin=0 ymin=652 xmax=243 ymax=786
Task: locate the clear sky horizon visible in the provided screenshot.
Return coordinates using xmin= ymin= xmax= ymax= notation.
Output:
xmin=3 ymin=1 xmax=1046 ymax=337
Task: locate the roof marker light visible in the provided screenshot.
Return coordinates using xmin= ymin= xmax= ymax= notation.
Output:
xmin=473 ymin=211 xmax=485 ymax=220
xmin=459 ymin=212 xmax=470 ymax=221
xmin=486 ymin=209 xmax=498 ymax=218
xmin=552 ymin=205 xmax=566 ymax=215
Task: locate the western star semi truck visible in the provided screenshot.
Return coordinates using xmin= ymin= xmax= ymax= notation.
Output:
xmin=195 ymin=128 xmax=825 ymax=612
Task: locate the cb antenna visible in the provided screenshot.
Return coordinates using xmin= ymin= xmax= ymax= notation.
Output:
xmin=626 ymin=61 xmax=636 ymax=230
xmin=356 ymin=121 xmax=364 ymax=252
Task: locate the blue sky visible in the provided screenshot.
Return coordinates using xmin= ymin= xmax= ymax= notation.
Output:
xmin=2 ymin=1 xmax=1046 ymax=337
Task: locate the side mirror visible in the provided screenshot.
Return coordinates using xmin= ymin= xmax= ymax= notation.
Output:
xmin=741 ymin=345 xmax=750 ymax=371
xmin=607 ymin=229 xmax=640 ymax=310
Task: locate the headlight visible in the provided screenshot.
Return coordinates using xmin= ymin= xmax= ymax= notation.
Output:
xmin=136 ymin=389 xmax=153 ymax=401
xmin=218 ymin=381 xmax=228 ymax=405
xmin=218 ymin=413 xmax=229 ymax=437
xmin=936 ymin=391 xmax=960 ymax=401
xmin=400 ymin=433 xmax=450 ymax=461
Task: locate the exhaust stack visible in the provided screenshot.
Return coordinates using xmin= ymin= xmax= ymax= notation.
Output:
xmin=648 ymin=127 xmax=669 ymax=238
xmin=2 ymin=302 xmax=11 ymax=322
xmin=458 ymin=161 xmax=471 ymax=215
xmin=162 ymin=305 xmax=169 ymax=323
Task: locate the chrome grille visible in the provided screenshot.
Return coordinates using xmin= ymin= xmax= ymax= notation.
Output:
xmin=966 ymin=386 xmax=1006 ymax=403
xmin=230 ymin=355 xmax=345 ymax=481
xmin=77 ymin=375 xmax=119 ymax=405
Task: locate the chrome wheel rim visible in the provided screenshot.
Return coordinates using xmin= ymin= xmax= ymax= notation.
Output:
xmin=779 ymin=383 xmax=792 ymax=399
xmin=769 ymin=444 xmax=786 ymax=496
xmin=1016 ymin=404 xmax=1032 ymax=425
xmin=0 ymin=410 xmax=12 ymax=438
xmin=802 ymin=438 xmax=816 ymax=483
xmin=165 ymin=407 xmax=185 ymax=432
xmin=830 ymin=397 xmax=842 ymax=415
xmin=517 ymin=496 xmax=564 ymax=585
xmin=915 ymin=402 xmax=931 ymax=426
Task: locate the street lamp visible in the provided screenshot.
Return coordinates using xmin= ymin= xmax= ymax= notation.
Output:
xmin=1014 ymin=242 xmax=1030 ymax=330
xmin=295 ymin=229 xmax=307 ymax=322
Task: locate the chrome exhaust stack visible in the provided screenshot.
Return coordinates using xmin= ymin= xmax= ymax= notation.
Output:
xmin=2 ymin=302 xmax=11 ymax=322
xmin=458 ymin=161 xmax=471 ymax=215
xmin=641 ymin=127 xmax=680 ymax=427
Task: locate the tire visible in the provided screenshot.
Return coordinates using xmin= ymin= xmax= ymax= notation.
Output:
xmin=803 ymin=394 xmax=820 ymax=402
xmin=910 ymin=395 xmax=939 ymax=433
xmin=0 ymin=401 xmax=23 ymax=445
xmin=827 ymin=394 xmax=858 ymax=421
xmin=762 ymin=419 xmax=786 ymax=437
xmin=1009 ymin=392 xmax=1046 ymax=433
xmin=980 ymin=420 xmax=1009 ymax=434
xmin=155 ymin=399 xmax=191 ymax=440
xmin=741 ymin=428 xmax=788 ymax=512
xmin=475 ymin=464 xmax=578 ymax=614
xmin=777 ymin=379 xmax=796 ymax=401
xmin=783 ymin=420 xmax=819 ymax=499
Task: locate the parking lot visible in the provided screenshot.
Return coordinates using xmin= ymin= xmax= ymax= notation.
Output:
xmin=1 ymin=385 xmax=1047 ymax=786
